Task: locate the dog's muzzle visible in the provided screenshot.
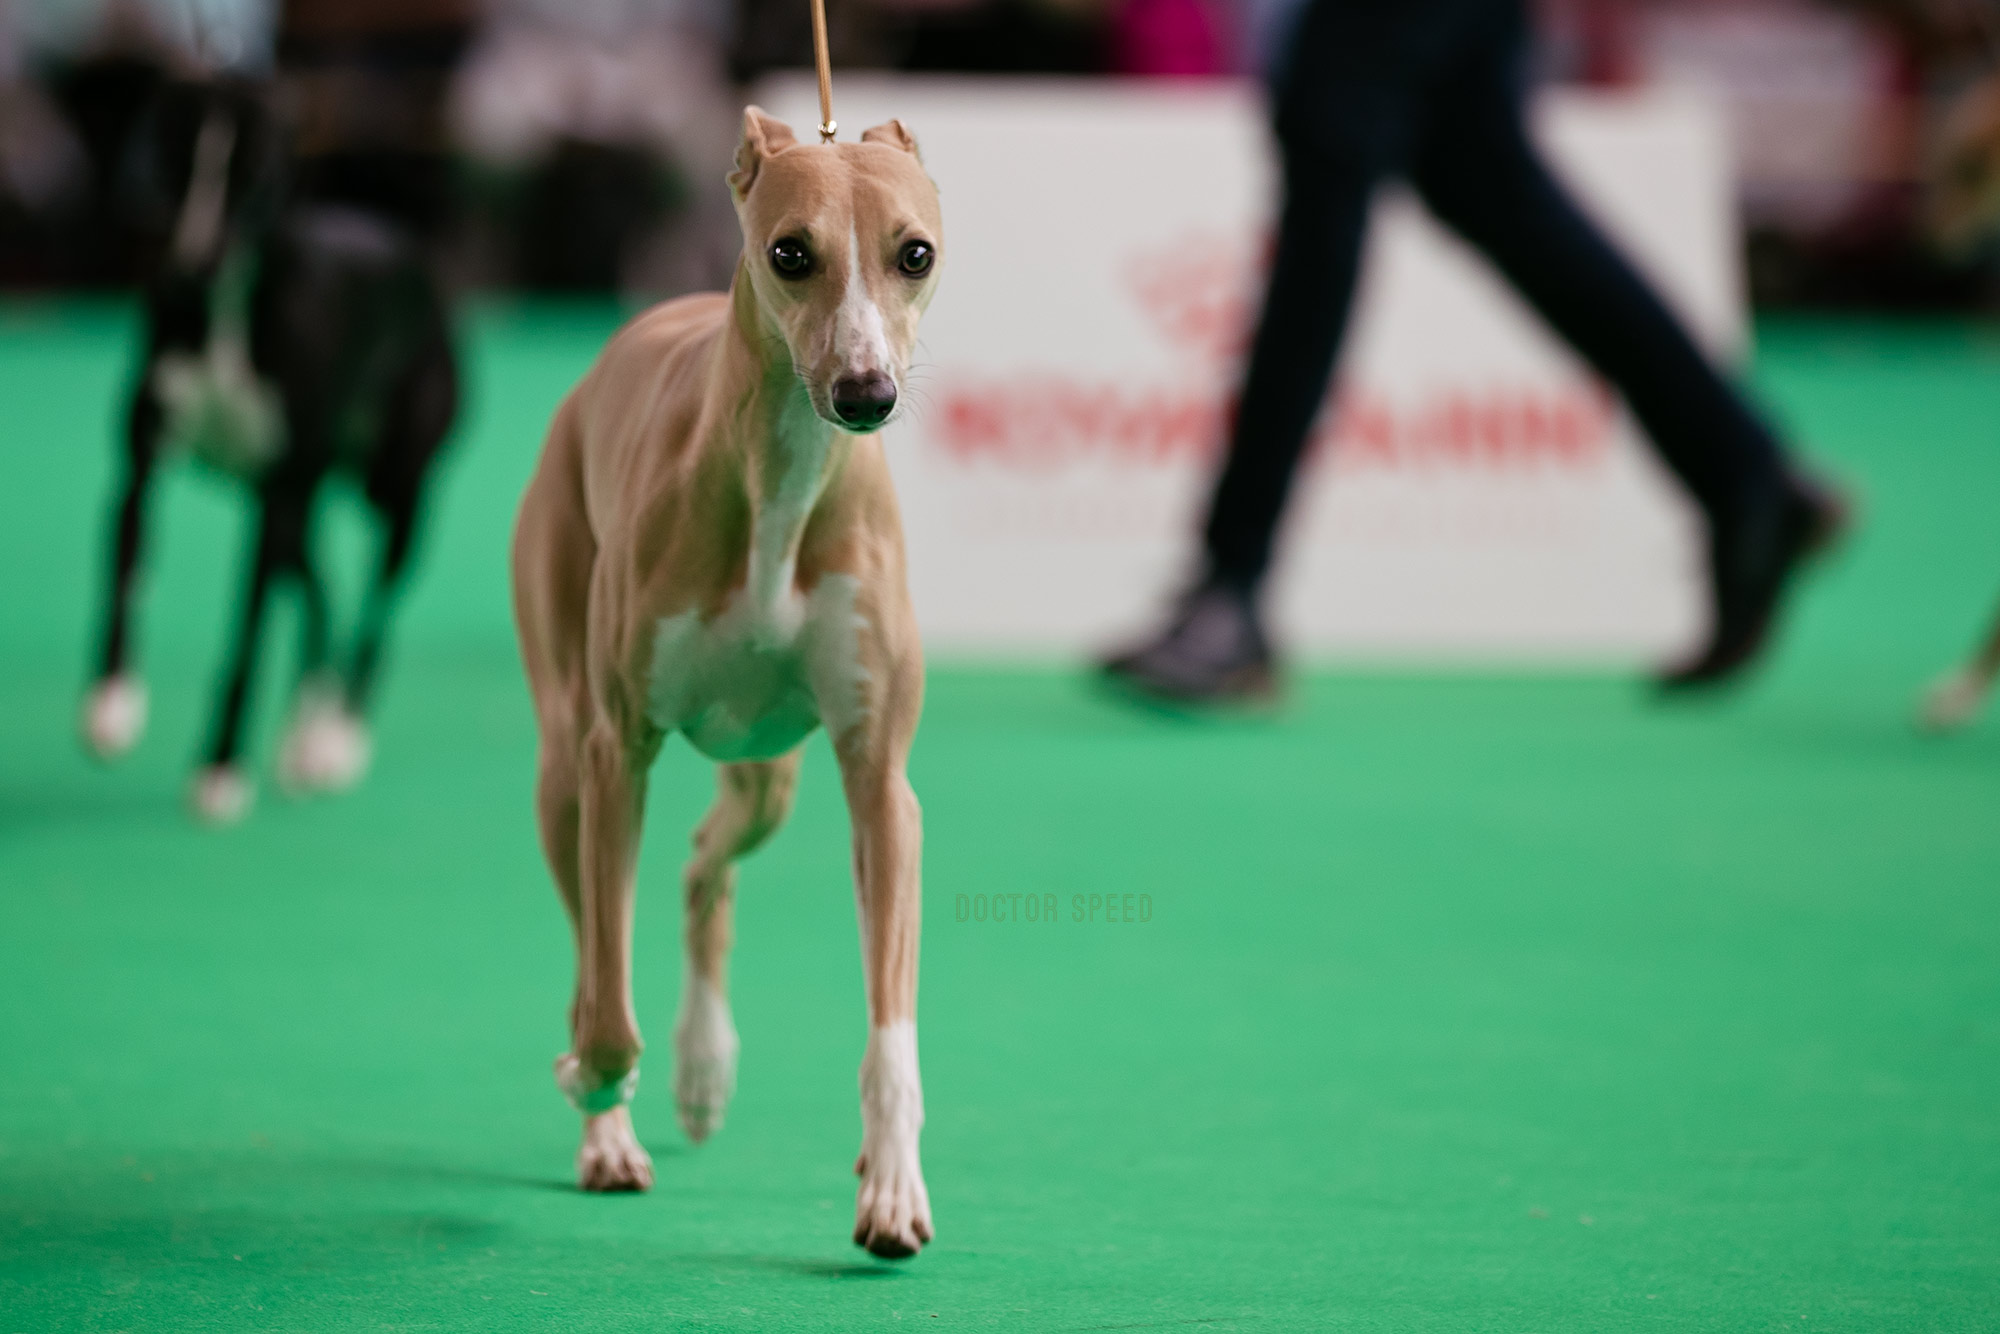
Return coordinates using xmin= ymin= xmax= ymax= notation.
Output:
xmin=831 ymin=373 xmax=897 ymax=430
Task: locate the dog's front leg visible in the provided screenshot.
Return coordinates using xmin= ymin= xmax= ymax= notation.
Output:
xmin=557 ymin=719 xmax=657 ymax=1191
xmin=190 ymin=487 xmax=308 ymax=824
xmin=836 ymin=728 xmax=934 ymax=1258
xmin=83 ymin=389 xmax=164 ymax=761
xmin=277 ymin=539 xmax=365 ymax=796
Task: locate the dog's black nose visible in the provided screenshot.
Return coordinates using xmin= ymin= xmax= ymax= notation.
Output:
xmin=831 ymin=373 xmax=898 ymax=429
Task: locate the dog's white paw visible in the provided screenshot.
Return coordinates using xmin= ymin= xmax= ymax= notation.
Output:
xmin=81 ymin=675 xmax=147 ymax=760
xmin=188 ymin=765 xmax=252 ymax=826
xmin=278 ymin=685 xmax=371 ymax=794
xmin=672 ymin=976 xmax=739 ymax=1144
xmin=853 ymin=1143 xmax=933 ymax=1259
xmin=852 ymin=1022 xmax=932 ymax=1258
xmin=576 ymin=1106 xmax=653 ymax=1192
xmin=1919 ymin=668 xmax=1992 ymax=733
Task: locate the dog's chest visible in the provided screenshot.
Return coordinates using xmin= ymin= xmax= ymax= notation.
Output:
xmin=154 ymin=339 xmax=284 ymax=478
xmin=646 ymin=575 xmax=867 ymax=763
xmin=153 ymin=246 xmax=284 ymax=478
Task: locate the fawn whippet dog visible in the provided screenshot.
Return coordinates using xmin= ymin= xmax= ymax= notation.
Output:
xmin=512 ymin=108 xmax=940 ymax=1257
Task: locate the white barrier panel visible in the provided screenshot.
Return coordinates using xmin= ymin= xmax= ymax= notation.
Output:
xmin=756 ymin=76 xmax=1736 ymax=661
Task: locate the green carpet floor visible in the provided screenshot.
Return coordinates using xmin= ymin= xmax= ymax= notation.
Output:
xmin=3 ymin=302 xmax=1999 ymax=1331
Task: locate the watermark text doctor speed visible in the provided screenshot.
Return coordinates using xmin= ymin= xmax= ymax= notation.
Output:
xmin=954 ymin=892 xmax=1153 ymax=924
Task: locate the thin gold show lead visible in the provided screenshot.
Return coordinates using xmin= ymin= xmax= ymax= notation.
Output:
xmin=811 ymin=0 xmax=836 ymax=142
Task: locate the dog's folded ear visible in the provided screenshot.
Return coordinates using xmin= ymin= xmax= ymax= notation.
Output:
xmin=729 ymin=107 xmax=800 ymax=201
xmin=860 ymin=119 xmax=922 ymax=160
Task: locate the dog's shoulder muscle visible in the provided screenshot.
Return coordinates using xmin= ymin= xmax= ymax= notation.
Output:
xmin=546 ymin=292 xmax=747 ymax=707
xmin=572 ymin=293 xmax=733 ymax=539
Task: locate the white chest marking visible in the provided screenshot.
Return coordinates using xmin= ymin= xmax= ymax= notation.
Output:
xmin=155 ymin=236 xmax=283 ymax=479
xmin=645 ymin=573 xmax=869 ymax=762
xmin=645 ymin=396 xmax=872 ymax=761
xmin=154 ymin=337 xmax=283 ymax=478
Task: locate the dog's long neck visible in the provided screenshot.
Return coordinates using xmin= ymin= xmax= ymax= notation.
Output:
xmin=726 ymin=272 xmax=843 ymax=619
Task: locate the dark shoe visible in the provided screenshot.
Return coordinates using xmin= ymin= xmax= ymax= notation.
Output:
xmin=1658 ymin=472 xmax=1853 ymax=690
xmin=1099 ymin=581 xmax=1278 ymax=706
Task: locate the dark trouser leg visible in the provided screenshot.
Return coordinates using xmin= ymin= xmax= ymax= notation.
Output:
xmin=1200 ymin=141 xmax=1383 ymax=592
xmin=1103 ymin=0 xmax=1422 ymax=702
xmin=1199 ymin=0 xmax=1458 ymax=595
xmin=1408 ymin=5 xmax=1843 ymax=685
xmin=1406 ymin=9 xmax=1788 ymax=520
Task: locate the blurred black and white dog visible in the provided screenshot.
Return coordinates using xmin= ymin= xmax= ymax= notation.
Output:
xmin=81 ymin=76 xmax=458 ymax=822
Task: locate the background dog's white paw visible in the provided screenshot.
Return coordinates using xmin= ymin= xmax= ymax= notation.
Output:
xmin=852 ymin=1145 xmax=934 ymax=1259
xmin=576 ymin=1106 xmax=653 ymax=1192
xmin=672 ymin=977 xmax=739 ymax=1144
xmin=1918 ymin=668 xmax=1992 ymax=733
xmin=188 ymin=765 xmax=252 ymax=825
xmin=278 ymin=687 xmax=371 ymax=794
xmin=81 ymin=675 xmax=147 ymax=760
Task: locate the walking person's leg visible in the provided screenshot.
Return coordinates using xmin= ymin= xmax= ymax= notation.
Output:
xmin=1103 ymin=0 xmax=1427 ymax=702
xmin=1406 ymin=0 xmax=1848 ymax=686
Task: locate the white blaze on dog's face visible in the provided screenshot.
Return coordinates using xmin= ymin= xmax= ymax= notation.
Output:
xmin=728 ymin=107 xmax=942 ymax=433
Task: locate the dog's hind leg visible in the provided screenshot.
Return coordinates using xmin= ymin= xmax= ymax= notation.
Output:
xmin=284 ymin=350 xmax=454 ymax=794
xmin=277 ymin=506 xmax=377 ymax=797
xmin=1920 ymin=593 xmax=2000 ymax=731
xmin=191 ymin=483 xmax=310 ymax=824
xmin=83 ymin=389 xmax=164 ymax=761
xmin=346 ymin=340 xmax=456 ymax=715
xmin=675 ymin=754 xmax=802 ymax=1143
xmin=275 ymin=526 xmax=364 ymax=795
xmin=346 ymin=485 xmax=420 ymax=716
xmin=281 ymin=493 xmax=415 ymax=796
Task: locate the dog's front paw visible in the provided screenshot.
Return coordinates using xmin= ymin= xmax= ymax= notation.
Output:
xmin=576 ymin=1106 xmax=653 ymax=1192
xmin=81 ymin=675 xmax=147 ymax=760
xmin=853 ymin=1146 xmax=933 ymax=1259
xmin=188 ymin=765 xmax=253 ymax=826
xmin=278 ymin=684 xmax=371 ymax=794
xmin=852 ymin=1022 xmax=931 ymax=1258
xmin=1919 ymin=668 xmax=1992 ymax=733
xmin=673 ymin=978 xmax=739 ymax=1144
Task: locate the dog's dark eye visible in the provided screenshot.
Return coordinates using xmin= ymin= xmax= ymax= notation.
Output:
xmin=897 ymin=240 xmax=934 ymax=278
xmin=770 ymin=238 xmax=813 ymax=279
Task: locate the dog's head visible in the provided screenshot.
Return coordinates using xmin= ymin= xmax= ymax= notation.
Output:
xmin=728 ymin=107 xmax=942 ymax=433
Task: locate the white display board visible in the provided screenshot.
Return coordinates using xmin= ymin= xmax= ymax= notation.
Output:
xmin=756 ymin=76 xmax=1737 ymax=662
